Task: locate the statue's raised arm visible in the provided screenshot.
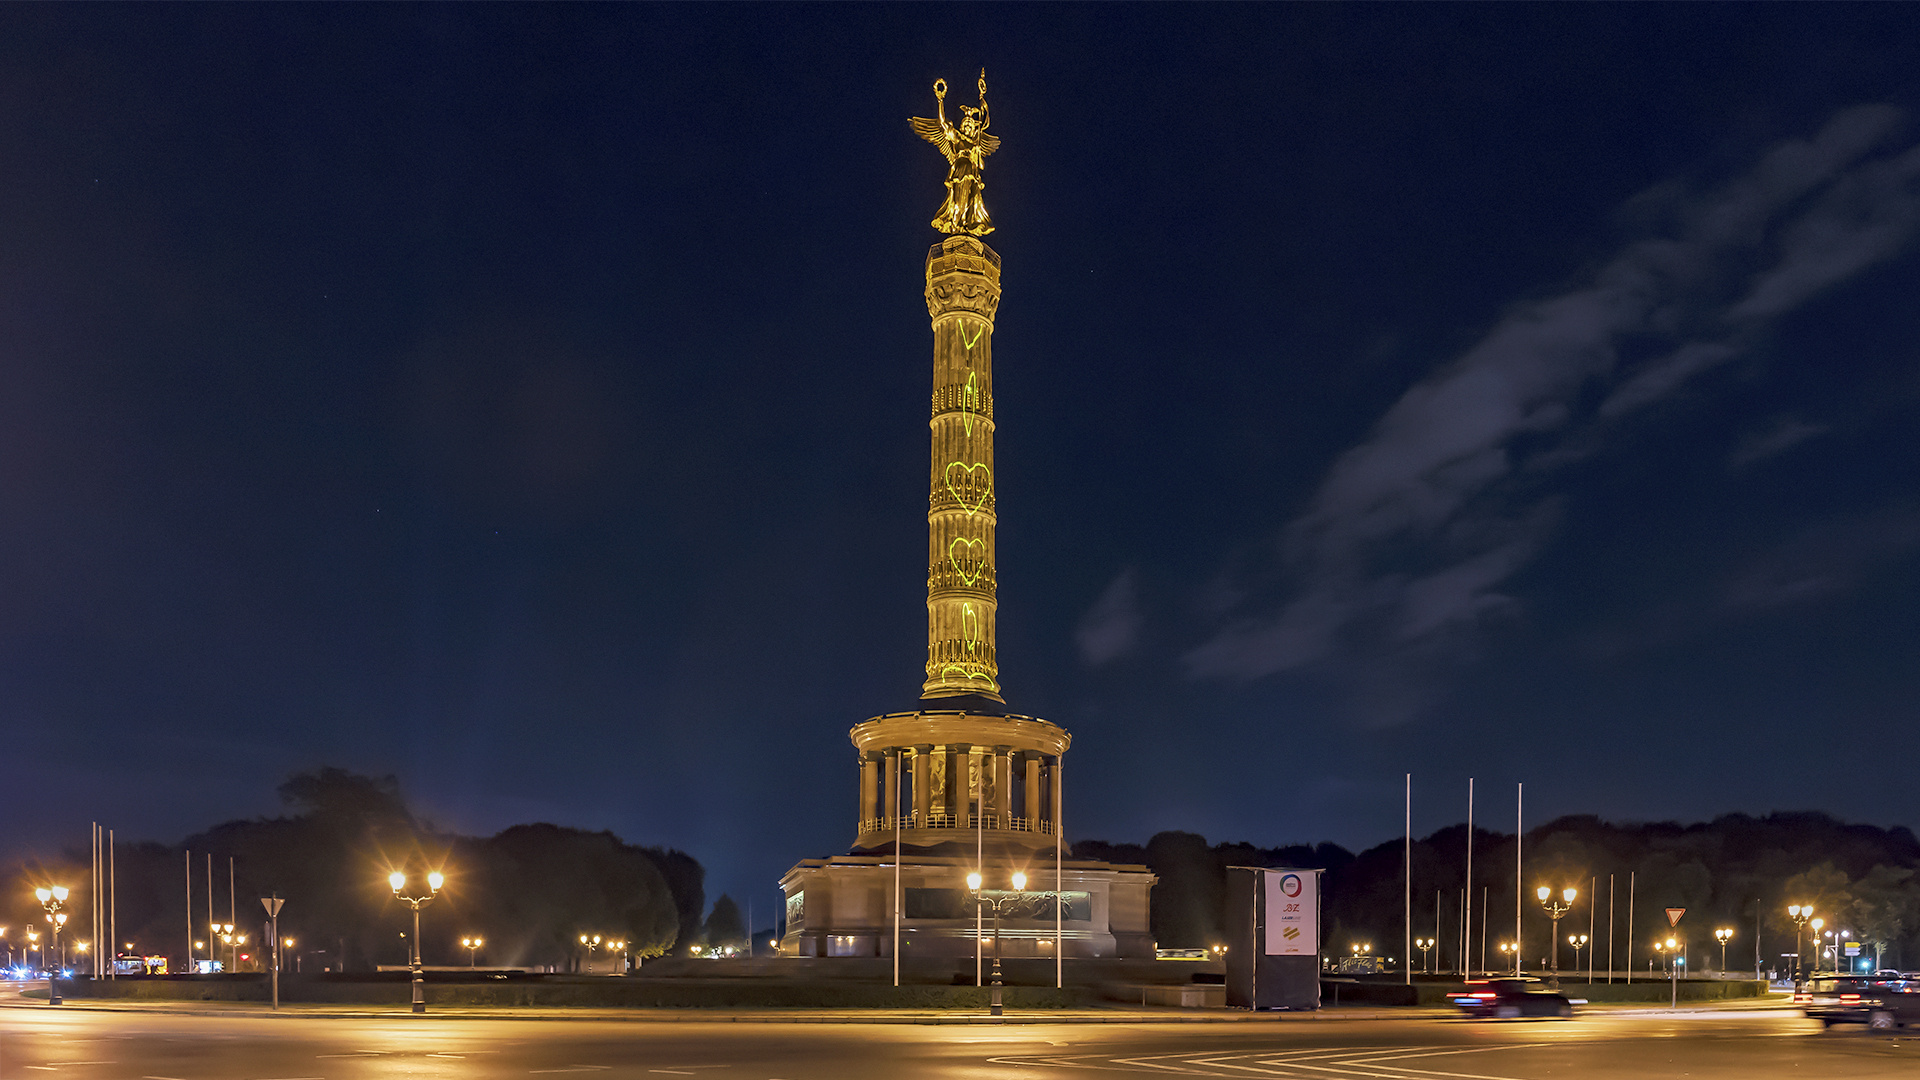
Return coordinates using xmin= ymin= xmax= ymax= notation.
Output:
xmin=910 ymin=71 xmax=998 ymax=237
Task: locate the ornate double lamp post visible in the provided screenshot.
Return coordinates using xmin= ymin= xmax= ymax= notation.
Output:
xmin=1414 ymin=936 xmax=1435 ymax=974
xmin=1567 ymin=933 xmax=1590 ymax=974
xmin=35 ymin=887 xmax=69 ymax=1004
xmin=967 ymin=870 xmax=1035 ymax=1017
xmin=1786 ymin=905 xmax=1814 ymax=984
xmin=462 ymin=936 xmax=484 ymax=969
xmin=1714 ymin=927 xmax=1734 ymax=972
xmin=1535 ymin=886 xmax=1576 ymax=984
xmin=389 ymin=869 xmax=444 ymax=1014
xmin=579 ymin=934 xmax=602 ymax=973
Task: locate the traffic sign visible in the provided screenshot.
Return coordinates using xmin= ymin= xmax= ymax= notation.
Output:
xmin=261 ymin=896 xmax=284 ymax=917
xmin=1666 ymin=907 xmax=1685 ymax=926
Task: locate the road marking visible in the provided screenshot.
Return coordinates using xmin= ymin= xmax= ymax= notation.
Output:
xmin=531 ymin=1069 xmax=612 ymax=1075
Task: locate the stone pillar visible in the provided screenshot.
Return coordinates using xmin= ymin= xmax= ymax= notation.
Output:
xmin=1022 ymin=751 xmax=1041 ymax=830
xmin=922 ymin=236 xmax=1004 ymax=702
xmin=948 ymin=743 xmax=970 ymax=826
xmin=859 ymin=754 xmax=879 ymax=830
xmin=912 ymin=745 xmax=933 ymax=826
xmin=882 ymin=749 xmax=900 ymax=824
xmin=993 ymin=746 xmax=1012 ymax=828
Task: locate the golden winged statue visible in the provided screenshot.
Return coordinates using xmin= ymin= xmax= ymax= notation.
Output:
xmin=910 ymin=70 xmax=1000 ymax=237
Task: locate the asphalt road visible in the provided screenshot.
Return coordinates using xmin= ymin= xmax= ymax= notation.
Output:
xmin=2 ymin=1004 xmax=1915 ymax=1079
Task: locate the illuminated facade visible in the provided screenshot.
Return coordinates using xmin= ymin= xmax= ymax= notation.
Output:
xmin=775 ymin=78 xmax=1153 ymax=963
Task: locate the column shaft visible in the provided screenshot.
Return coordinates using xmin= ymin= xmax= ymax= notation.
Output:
xmin=912 ymin=745 xmax=933 ymax=826
xmin=993 ymin=746 xmax=1012 ymax=828
xmin=1023 ymin=752 xmax=1041 ymax=830
xmin=859 ymin=755 xmax=879 ymax=830
xmin=882 ymin=750 xmax=900 ymax=823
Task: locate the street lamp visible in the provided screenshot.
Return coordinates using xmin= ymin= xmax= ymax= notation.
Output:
xmin=1568 ymin=933 xmax=1589 ymax=975
xmin=579 ymin=934 xmax=602 ymax=974
xmin=462 ymin=936 xmax=484 ymax=969
xmin=1714 ymin=928 xmax=1734 ymax=972
xmin=212 ymin=922 xmax=234 ymax=972
xmin=1822 ymin=928 xmax=1850 ymax=973
xmin=967 ymin=870 xmax=1036 ymax=1018
xmin=1414 ymin=937 xmax=1435 ymax=974
xmin=1786 ymin=905 xmax=1814 ymax=984
xmin=389 ymin=868 xmax=444 ymax=1014
xmin=607 ymin=939 xmax=629 ymax=974
xmin=1499 ymin=941 xmax=1515 ymax=971
xmin=1809 ymin=918 xmax=1825 ymax=975
xmin=1536 ymin=885 xmax=1576 ymax=984
xmin=35 ymin=886 xmax=69 ymax=1005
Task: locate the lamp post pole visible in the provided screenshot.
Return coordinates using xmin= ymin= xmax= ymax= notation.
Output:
xmin=968 ymin=871 xmax=1035 ymax=1018
xmin=1714 ymin=928 xmax=1733 ymax=973
xmin=389 ymin=870 xmax=444 ymax=1014
xmin=1535 ymin=886 xmax=1576 ymax=987
xmin=463 ymin=936 xmax=484 ymax=969
xmin=35 ymin=887 xmax=70 ymax=1005
xmin=1568 ymin=934 xmax=1589 ymax=975
xmin=1786 ymin=906 xmax=1813 ymax=987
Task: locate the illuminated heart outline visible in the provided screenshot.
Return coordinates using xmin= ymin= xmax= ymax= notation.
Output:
xmin=961 ymin=371 xmax=979 ymax=436
xmin=959 ymin=320 xmax=984 ymax=351
xmin=947 ymin=536 xmax=987 ymax=586
xmin=943 ymin=461 xmax=993 ymax=515
xmin=962 ymin=602 xmax=980 ymax=653
xmin=941 ymin=664 xmax=998 ymax=690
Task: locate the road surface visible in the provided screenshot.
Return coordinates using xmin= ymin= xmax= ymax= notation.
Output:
xmin=2 ymin=1000 xmax=1915 ymax=1078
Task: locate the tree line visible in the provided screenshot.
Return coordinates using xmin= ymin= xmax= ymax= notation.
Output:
xmin=7 ymin=768 xmax=726 ymax=972
xmin=1078 ymin=811 xmax=1920 ymax=973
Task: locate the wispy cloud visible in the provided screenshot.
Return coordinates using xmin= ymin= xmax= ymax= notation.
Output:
xmin=1728 ymin=416 xmax=1830 ymax=468
xmin=1187 ymin=106 xmax=1920 ymax=694
xmin=1077 ymin=568 xmax=1143 ymax=666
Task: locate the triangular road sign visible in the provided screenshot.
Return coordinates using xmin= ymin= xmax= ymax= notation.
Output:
xmin=261 ymin=896 xmax=285 ymax=918
xmin=1666 ymin=907 xmax=1685 ymax=926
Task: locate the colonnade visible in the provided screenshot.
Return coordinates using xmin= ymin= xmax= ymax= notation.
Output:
xmin=857 ymin=743 xmax=1060 ymax=838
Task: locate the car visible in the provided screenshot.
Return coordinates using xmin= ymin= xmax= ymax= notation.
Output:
xmin=1802 ymin=975 xmax=1920 ymax=1030
xmin=1449 ymin=977 xmax=1574 ymax=1019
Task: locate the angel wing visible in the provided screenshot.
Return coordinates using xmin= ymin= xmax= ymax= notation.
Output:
xmin=910 ymin=116 xmax=956 ymax=160
xmin=975 ymin=131 xmax=1000 ymax=157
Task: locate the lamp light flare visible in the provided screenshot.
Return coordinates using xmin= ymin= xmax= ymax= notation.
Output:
xmin=389 ymin=872 xmax=406 ymax=891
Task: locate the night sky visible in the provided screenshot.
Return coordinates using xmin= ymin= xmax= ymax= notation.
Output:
xmin=5 ymin=6 xmax=1920 ymax=926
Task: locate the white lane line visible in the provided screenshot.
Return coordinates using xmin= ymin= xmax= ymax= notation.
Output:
xmin=142 ymin=1076 xmax=189 ymax=1079
xmin=531 ymin=1069 xmax=613 ymax=1075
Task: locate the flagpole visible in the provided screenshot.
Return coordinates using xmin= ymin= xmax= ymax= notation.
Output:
xmin=1403 ymin=773 xmax=1411 ymax=986
xmin=1465 ymin=779 xmax=1473 ymax=978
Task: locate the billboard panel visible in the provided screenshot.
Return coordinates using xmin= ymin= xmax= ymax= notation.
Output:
xmin=1264 ymin=869 xmax=1317 ymax=956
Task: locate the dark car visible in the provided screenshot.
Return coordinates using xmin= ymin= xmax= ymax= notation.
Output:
xmin=1450 ymin=977 xmax=1574 ymax=1019
xmin=1803 ymin=975 xmax=1920 ymax=1030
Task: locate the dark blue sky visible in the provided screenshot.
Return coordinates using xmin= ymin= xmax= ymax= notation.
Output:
xmin=4 ymin=5 xmax=1919 ymax=925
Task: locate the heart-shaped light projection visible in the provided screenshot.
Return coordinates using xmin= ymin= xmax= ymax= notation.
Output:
xmin=962 ymin=602 xmax=980 ymax=653
xmin=940 ymin=662 xmax=999 ymax=690
xmin=944 ymin=461 xmax=993 ymax=515
xmin=947 ymin=536 xmax=987 ymax=586
xmin=958 ymin=320 xmax=984 ymax=351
